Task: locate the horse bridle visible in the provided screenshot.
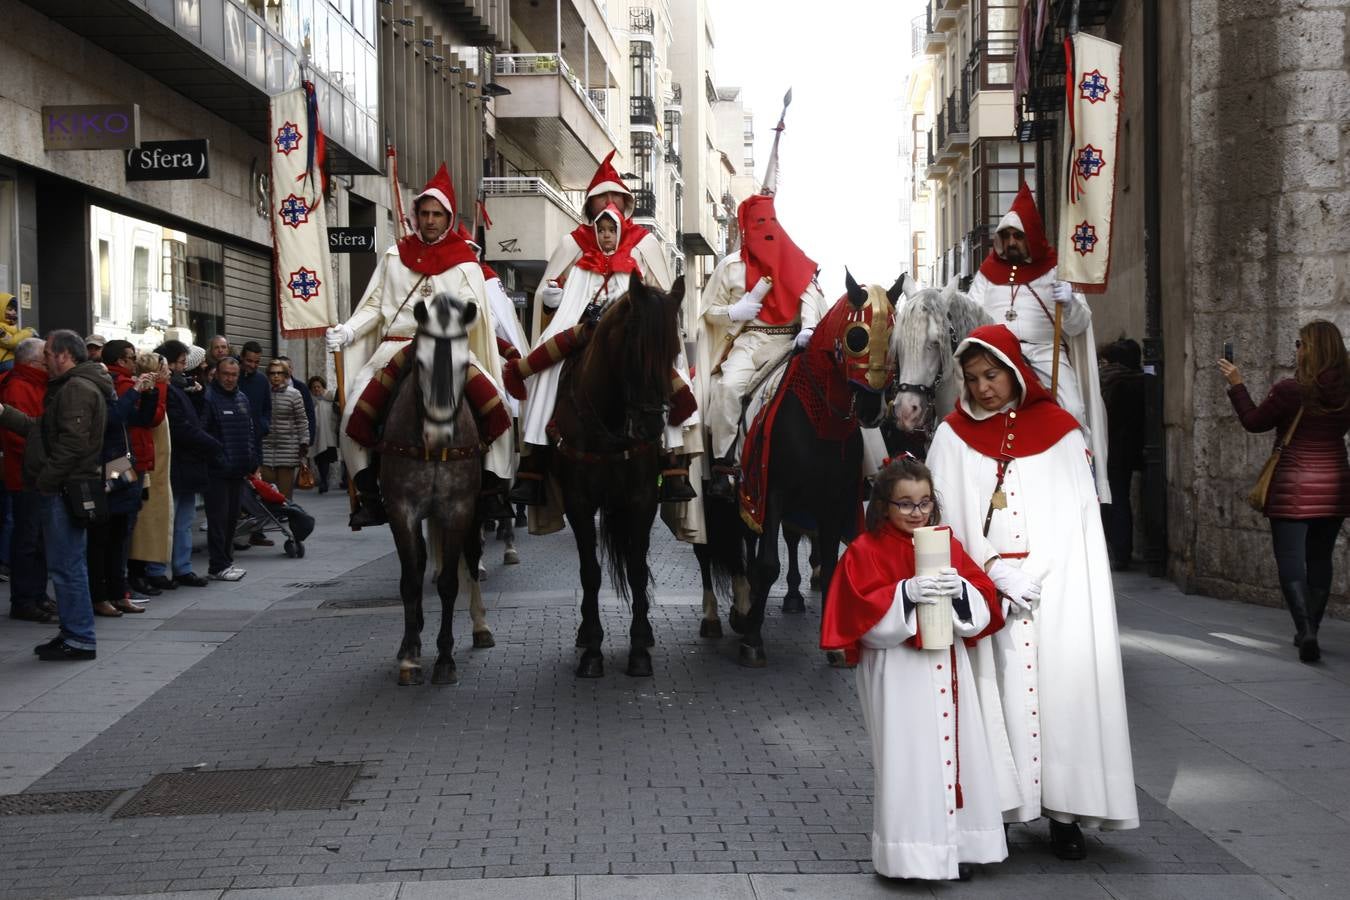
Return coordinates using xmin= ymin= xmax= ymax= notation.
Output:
xmin=893 ymin=307 xmax=961 ymax=431
xmin=414 ymin=327 xmax=471 ymax=426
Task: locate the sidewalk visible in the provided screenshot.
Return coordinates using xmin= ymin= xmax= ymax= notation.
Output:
xmin=0 ymin=498 xmax=1346 ymax=899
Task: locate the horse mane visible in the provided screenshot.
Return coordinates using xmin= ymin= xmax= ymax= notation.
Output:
xmin=585 ymin=283 xmax=681 ymax=399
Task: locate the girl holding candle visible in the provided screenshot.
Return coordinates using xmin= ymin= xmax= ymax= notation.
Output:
xmin=926 ymin=324 xmax=1138 ymax=860
xmin=821 ymin=456 xmax=1007 ymax=881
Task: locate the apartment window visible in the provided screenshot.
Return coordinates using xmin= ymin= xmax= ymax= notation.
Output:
xmin=974 ymin=139 xmax=1037 ymax=237
xmin=973 ymin=0 xmax=1019 ymax=89
xmin=631 ymin=41 xmax=654 ymax=99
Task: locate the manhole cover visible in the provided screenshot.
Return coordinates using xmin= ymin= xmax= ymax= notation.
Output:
xmin=0 ymin=790 xmax=124 ymax=816
xmin=114 ymin=765 xmax=361 ymax=818
xmin=319 ymin=597 xmax=402 ymax=610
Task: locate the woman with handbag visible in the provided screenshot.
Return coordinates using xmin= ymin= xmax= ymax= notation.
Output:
xmin=1219 ymin=320 xmax=1350 ymax=663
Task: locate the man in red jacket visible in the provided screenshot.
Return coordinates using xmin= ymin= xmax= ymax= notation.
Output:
xmin=0 ymin=337 xmax=52 ymax=622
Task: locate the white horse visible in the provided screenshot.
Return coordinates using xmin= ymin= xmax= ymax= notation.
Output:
xmin=890 ymin=277 xmax=993 ymax=435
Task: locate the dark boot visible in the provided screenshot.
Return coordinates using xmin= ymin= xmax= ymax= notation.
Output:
xmin=1048 ymin=819 xmax=1086 ymax=860
xmin=706 ymin=457 xmax=739 ymax=502
xmin=478 ymin=471 xmax=512 ymax=522
xmin=1281 ymin=581 xmax=1316 ymax=662
xmin=508 ymin=446 xmax=550 ymax=506
xmin=659 ymin=455 xmax=698 ymax=503
xmin=1303 ymin=585 xmax=1328 ymax=663
xmin=349 ymin=466 xmax=388 ymax=529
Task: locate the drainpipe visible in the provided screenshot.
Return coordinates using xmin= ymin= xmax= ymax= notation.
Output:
xmin=556 ymin=0 xmax=562 ymax=58
xmin=1141 ymin=0 xmax=1167 ymax=576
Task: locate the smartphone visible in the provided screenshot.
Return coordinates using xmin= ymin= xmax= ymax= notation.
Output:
xmin=1223 ymin=340 xmax=1234 ymax=363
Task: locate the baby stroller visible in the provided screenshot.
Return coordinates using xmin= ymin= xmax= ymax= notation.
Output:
xmin=236 ymin=473 xmax=316 ymax=558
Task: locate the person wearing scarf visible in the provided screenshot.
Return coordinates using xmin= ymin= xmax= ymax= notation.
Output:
xmin=925 ymin=324 xmax=1138 ymax=860
xmin=325 ymin=163 xmax=512 ymax=528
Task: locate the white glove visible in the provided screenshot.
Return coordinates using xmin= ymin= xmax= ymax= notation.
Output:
xmin=325 ymin=323 xmax=354 ymax=352
xmin=539 ymin=280 xmax=565 ymax=310
xmin=903 ymin=567 xmax=962 ymax=605
xmin=988 ymin=558 xmax=1042 ymax=610
xmin=727 ymin=291 xmax=764 ymax=323
xmin=794 ymin=328 xmax=814 ymax=349
xmin=1052 ymin=281 xmax=1075 ymax=305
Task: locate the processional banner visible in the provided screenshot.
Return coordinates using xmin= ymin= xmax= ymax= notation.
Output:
xmin=269 ymin=84 xmax=337 ymax=337
xmin=1057 ymin=32 xmax=1122 ymax=293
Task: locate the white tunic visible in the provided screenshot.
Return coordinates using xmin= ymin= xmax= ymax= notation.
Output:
xmin=968 ymin=268 xmax=1110 ymax=501
xmin=338 ymin=244 xmax=513 ymax=480
xmin=858 ymin=584 xmax=1008 ymax=879
xmin=926 ymin=421 xmax=1139 ymax=830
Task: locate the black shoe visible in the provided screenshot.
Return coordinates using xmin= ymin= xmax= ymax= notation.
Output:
xmin=659 ymin=473 xmax=698 ymax=503
xmin=233 ymin=541 xmax=252 ymax=551
xmin=349 ymin=494 xmax=388 ymax=529
xmin=36 ymin=641 xmax=96 ymax=662
xmin=507 ymin=476 xmax=546 ymax=507
xmin=175 ymin=572 xmax=209 ymax=588
xmin=1049 ymin=820 xmax=1086 ymax=860
xmin=957 ymin=863 xmax=974 ymax=881
xmin=38 ymin=598 xmax=57 ymax=616
xmin=146 ymin=575 xmax=178 ymax=592
xmin=34 ymin=636 xmax=66 ymax=655
xmin=127 ymin=576 xmax=162 ymax=597
xmin=10 ymin=604 xmax=55 ymax=624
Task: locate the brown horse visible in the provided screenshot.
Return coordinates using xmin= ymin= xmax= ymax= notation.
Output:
xmin=551 ymin=274 xmax=686 ymax=678
xmin=380 ymin=292 xmax=489 ymax=686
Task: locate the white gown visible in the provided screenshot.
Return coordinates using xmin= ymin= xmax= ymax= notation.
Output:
xmin=857 ymin=583 xmax=1008 ymax=879
xmin=927 ymin=421 xmax=1139 ymax=829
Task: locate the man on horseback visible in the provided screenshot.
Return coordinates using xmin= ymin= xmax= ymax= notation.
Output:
xmin=700 ymin=97 xmax=827 ymax=502
xmin=967 ymin=183 xmax=1110 ymax=499
xmin=504 ymin=152 xmax=697 ymax=508
xmin=326 ymin=164 xmax=514 ymax=528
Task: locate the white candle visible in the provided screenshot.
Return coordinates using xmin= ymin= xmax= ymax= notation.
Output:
xmin=913 ymin=526 xmax=954 ymax=650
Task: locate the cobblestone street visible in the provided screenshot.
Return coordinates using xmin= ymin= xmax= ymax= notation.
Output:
xmin=1 ymin=491 xmax=1348 ymax=899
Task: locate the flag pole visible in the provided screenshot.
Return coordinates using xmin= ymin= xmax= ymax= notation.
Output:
xmin=1052 ymin=1 xmax=1082 ymax=404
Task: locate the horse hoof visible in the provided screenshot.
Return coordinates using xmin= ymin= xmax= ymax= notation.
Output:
xmin=626 ymin=650 xmax=654 ymax=678
xmin=781 ymin=592 xmax=806 ymax=614
xmin=728 ymin=608 xmax=748 ymax=635
xmin=699 ymin=619 xmax=723 ymax=639
xmin=503 ymin=548 xmax=520 ymax=565
xmin=576 ymin=650 xmax=605 ymax=678
xmin=825 ymin=649 xmax=852 ymax=668
xmin=472 ymin=630 xmax=496 ymax=650
xmin=431 ymin=660 xmax=458 ymax=684
xmin=398 ymin=665 xmax=423 ymax=686
xmin=738 ymin=643 xmax=768 ymax=668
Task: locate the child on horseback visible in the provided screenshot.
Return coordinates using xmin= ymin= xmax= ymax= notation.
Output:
xmin=821 ymin=456 xmax=1007 ymax=881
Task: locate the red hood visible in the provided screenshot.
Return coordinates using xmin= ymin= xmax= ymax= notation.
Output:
xmin=979 ymin=183 xmax=1057 ymax=285
xmin=738 ymin=194 xmax=817 ymax=326
xmin=397 ymin=230 xmax=479 ymax=276
xmin=571 ymin=205 xmax=648 ymax=278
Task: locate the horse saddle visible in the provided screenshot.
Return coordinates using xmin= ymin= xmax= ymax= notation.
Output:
xmin=732 ymin=346 xmax=796 ymax=468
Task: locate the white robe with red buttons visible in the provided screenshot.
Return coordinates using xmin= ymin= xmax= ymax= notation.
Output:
xmin=926 ymin=420 xmax=1138 ymax=830
xmin=856 ymin=587 xmax=1008 ymax=879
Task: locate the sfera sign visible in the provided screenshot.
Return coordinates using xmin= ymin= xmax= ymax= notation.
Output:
xmin=42 ymin=104 xmax=140 ymax=151
xmin=125 ymin=140 xmax=210 ymax=181
xmin=327 ymin=226 xmax=376 ymax=253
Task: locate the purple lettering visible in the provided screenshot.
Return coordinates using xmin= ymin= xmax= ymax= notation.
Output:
xmin=105 ymin=114 xmax=129 ymax=134
xmin=78 ymin=114 xmax=102 ymax=133
xmin=47 ymin=114 xmax=70 ymax=134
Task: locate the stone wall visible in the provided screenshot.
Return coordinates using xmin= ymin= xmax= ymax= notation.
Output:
xmin=1169 ymin=0 xmax=1350 ymax=609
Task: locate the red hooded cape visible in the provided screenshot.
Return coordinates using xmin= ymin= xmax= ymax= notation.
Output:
xmin=821 ymin=523 xmax=1002 ymax=666
xmin=738 ymin=194 xmax=817 ymax=326
xmin=399 ymin=164 xmax=479 ymax=275
xmin=570 ymin=204 xmax=648 ymax=277
xmin=942 ymin=323 xmax=1079 ymax=459
xmin=978 ymin=183 xmax=1057 ymax=286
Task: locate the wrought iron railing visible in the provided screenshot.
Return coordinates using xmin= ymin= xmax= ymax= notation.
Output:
xmin=587 ymin=89 xmax=608 ymax=117
xmin=481 ymin=177 xmax=584 ymax=220
xmin=632 ymin=188 xmax=657 ymax=218
xmin=630 ymin=95 xmax=657 ymax=127
xmin=911 ymin=14 xmax=927 ymax=55
xmin=664 ymin=146 xmax=682 ymax=173
xmin=629 ymin=6 xmax=654 ymax=35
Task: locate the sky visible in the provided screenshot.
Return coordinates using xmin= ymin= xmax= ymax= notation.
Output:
xmin=710 ymin=0 xmax=922 ymax=296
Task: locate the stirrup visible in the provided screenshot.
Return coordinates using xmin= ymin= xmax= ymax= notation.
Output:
xmin=349 ymin=498 xmax=388 ymax=529
xmin=659 ymin=469 xmax=698 ymax=503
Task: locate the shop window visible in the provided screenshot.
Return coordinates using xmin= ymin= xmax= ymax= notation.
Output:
xmin=98 ymin=240 xmax=112 ymax=323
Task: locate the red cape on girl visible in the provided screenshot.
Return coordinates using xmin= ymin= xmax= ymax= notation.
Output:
xmin=822 ymin=523 xmax=1002 ymax=665
xmin=570 ymin=210 xmax=648 ymax=277
xmin=941 ymin=323 xmax=1079 ymax=459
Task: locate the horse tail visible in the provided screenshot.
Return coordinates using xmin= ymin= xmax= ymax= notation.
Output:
xmin=597 ymin=510 xmax=648 ymax=603
xmin=702 ymin=499 xmax=747 ymax=587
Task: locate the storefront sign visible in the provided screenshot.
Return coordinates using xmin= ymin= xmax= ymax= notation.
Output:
xmin=125 ymin=140 xmax=210 ymax=181
xmin=41 ymin=104 xmax=141 ymax=151
xmin=327 ymin=226 xmax=376 ymax=253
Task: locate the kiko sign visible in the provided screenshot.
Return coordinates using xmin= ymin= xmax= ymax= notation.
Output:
xmin=42 ymin=104 xmax=141 ymax=151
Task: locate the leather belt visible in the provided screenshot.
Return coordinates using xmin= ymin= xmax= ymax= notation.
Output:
xmin=742 ymin=325 xmax=797 ymax=335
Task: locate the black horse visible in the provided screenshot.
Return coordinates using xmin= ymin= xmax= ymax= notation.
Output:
xmin=551 ymin=274 xmax=687 ymax=678
xmin=703 ymin=272 xmax=902 ymax=667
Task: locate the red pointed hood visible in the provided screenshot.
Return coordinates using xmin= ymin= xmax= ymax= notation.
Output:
xmin=398 ymin=164 xmax=478 ymax=275
xmin=979 ymin=182 xmax=1057 ymax=285
xmin=584 ymin=150 xmax=634 ymax=217
xmin=942 ymin=324 xmax=1079 ymax=458
xmin=737 ymin=193 xmax=818 ymax=326
xmin=572 ymin=203 xmax=647 ymax=276
xmin=413 ymin=163 xmax=457 ymax=223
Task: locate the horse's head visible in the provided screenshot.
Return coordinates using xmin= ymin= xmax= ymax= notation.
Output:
xmin=412 ymin=292 xmax=476 ymax=448
xmin=580 ymin=273 xmax=685 ymax=445
xmin=837 ymin=270 xmax=903 ymax=429
xmin=891 ymin=276 xmax=992 ymax=432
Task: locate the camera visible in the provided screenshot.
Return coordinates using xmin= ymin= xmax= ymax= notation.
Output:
xmin=1223 ymin=339 xmax=1234 ymax=363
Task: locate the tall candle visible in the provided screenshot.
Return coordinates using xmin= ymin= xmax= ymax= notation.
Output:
xmin=913 ymin=526 xmax=954 ymax=650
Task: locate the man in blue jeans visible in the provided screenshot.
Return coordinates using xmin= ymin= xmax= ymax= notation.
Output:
xmin=0 ymin=329 xmax=110 ymax=660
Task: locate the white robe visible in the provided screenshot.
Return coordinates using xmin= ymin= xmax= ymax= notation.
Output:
xmin=858 ymin=583 xmax=1008 ymax=879
xmin=485 ymin=275 xmax=526 ymax=417
xmin=339 ymin=244 xmax=513 ymax=481
xmin=968 ymin=268 xmax=1110 ymax=502
xmin=926 ymin=421 xmax=1139 ymax=830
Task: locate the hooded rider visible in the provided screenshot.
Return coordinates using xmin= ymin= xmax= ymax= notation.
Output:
xmin=699 ymin=95 xmax=828 ymax=501
xmin=505 ymin=152 xmax=697 ymax=507
xmin=325 ymin=164 xmax=514 ymax=528
xmin=967 ymin=183 xmax=1110 ymax=500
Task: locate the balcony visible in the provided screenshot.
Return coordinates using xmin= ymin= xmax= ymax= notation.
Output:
xmin=931 ymin=0 xmax=965 ymax=32
xmin=629 ymin=6 xmax=655 ymax=36
xmin=631 ymin=96 xmax=657 ymax=128
xmin=437 ymin=0 xmax=512 ymax=47
xmin=511 ymin=0 xmax=625 ymax=93
xmin=911 ymin=14 xmax=927 ymax=57
xmin=923 ymin=2 xmax=948 ymax=54
xmin=481 ymin=177 xmax=585 ymax=271
xmin=588 ymin=89 xmax=609 ymax=118
xmin=632 ymin=188 xmax=657 ymax=218
xmin=493 ymin=53 xmax=619 ymax=188
xmin=940 ymin=89 xmax=970 ymax=151
xmin=664 ymin=145 xmax=683 ymax=175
